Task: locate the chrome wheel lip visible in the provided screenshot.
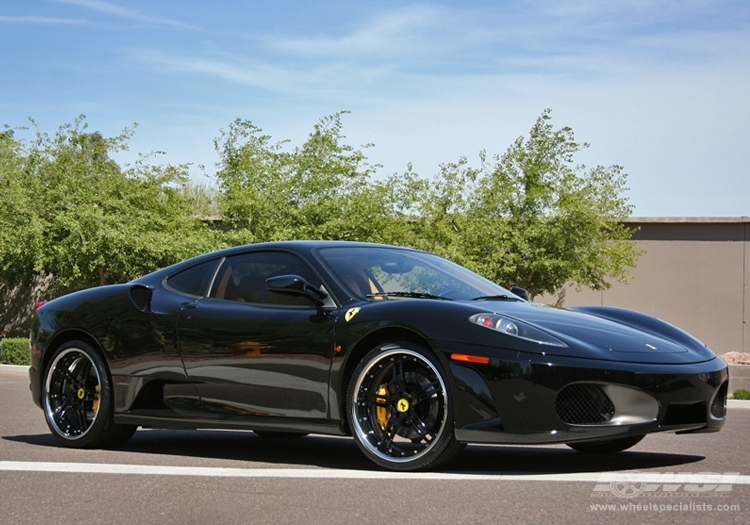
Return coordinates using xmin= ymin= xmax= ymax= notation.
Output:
xmin=350 ymin=347 xmax=448 ymax=464
xmin=43 ymin=347 xmax=102 ymax=440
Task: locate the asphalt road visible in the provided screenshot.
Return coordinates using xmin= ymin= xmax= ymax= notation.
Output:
xmin=1 ymin=365 xmax=748 ymax=525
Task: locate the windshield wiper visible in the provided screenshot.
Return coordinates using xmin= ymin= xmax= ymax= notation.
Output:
xmin=366 ymin=292 xmax=453 ymax=301
xmin=471 ymin=294 xmax=523 ymax=302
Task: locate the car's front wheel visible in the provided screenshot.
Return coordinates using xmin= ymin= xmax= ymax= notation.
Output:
xmin=43 ymin=340 xmax=136 ymax=448
xmin=566 ymin=435 xmax=644 ymax=454
xmin=347 ymin=342 xmax=464 ymax=471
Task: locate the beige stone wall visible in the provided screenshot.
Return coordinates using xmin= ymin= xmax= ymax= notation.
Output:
xmin=537 ymin=218 xmax=749 ymax=356
xmin=0 ymin=274 xmax=54 ymax=338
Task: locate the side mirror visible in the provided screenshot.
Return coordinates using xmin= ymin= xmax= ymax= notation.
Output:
xmin=510 ymin=286 xmax=529 ymax=301
xmin=266 ymin=275 xmax=331 ymax=307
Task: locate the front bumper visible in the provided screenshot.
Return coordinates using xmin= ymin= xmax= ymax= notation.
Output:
xmin=437 ymin=341 xmax=728 ymax=445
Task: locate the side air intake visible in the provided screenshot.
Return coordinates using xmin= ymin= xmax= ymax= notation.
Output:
xmin=129 ymin=285 xmax=153 ymax=312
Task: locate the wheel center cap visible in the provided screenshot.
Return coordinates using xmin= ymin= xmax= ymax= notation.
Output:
xmin=396 ymin=398 xmax=410 ymax=413
xmin=77 ymin=388 xmax=85 ymax=400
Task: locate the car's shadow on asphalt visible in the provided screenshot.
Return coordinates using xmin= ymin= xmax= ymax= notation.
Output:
xmin=3 ymin=429 xmax=706 ymax=474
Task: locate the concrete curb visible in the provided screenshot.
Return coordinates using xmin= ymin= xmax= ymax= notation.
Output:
xmin=728 ymin=364 xmax=750 ymax=395
xmin=0 ymin=364 xmax=28 ymax=373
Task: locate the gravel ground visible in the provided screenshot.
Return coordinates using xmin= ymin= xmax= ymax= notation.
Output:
xmin=723 ymin=352 xmax=750 ymax=365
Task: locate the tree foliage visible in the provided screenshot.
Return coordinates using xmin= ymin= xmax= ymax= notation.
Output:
xmin=0 ymin=117 xmax=220 ymax=291
xmin=410 ymin=109 xmax=639 ymax=297
xmin=1 ymin=109 xmax=639 ymax=306
xmin=214 ymin=111 xmax=416 ymax=246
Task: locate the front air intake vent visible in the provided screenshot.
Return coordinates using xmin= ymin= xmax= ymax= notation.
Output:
xmin=129 ymin=285 xmax=152 ymax=312
xmin=556 ymin=384 xmax=615 ymax=425
xmin=710 ymin=382 xmax=728 ymax=419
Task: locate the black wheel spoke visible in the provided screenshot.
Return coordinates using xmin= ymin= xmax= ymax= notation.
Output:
xmin=60 ymin=364 xmax=80 ymax=388
xmin=365 ymin=390 xmax=389 ymax=405
xmin=55 ymin=397 xmax=75 ymax=420
xmin=380 ymin=418 xmax=399 ymax=453
xmin=62 ymin=402 xmax=84 ymax=432
xmin=407 ymin=412 xmax=434 ymax=444
xmin=391 ymin=355 xmax=406 ymax=386
xmin=70 ymin=356 xmax=90 ymax=386
xmin=79 ymin=359 xmax=92 ymax=385
xmin=74 ymin=407 xmax=88 ymax=432
xmin=411 ymin=379 xmax=442 ymax=405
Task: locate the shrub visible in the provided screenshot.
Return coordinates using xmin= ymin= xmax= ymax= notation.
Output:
xmin=733 ymin=389 xmax=750 ymax=400
xmin=0 ymin=338 xmax=30 ymax=365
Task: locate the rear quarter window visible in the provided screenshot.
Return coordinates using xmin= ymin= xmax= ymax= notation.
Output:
xmin=165 ymin=259 xmax=220 ymax=297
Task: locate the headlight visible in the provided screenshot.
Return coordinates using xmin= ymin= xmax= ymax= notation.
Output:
xmin=469 ymin=313 xmax=567 ymax=347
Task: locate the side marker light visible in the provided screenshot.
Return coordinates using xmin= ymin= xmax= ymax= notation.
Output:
xmin=450 ymin=353 xmax=490 ymax=365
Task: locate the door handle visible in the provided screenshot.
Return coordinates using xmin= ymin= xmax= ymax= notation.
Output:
xmin=182 ymin=301 xmax=198 ymax=310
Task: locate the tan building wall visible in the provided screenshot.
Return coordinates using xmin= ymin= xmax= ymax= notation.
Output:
xmin=538 ymin=218 xmax=749 ymax=356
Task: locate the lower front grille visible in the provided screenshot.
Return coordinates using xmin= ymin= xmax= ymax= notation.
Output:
xmin=555 ymin=384 xmax=615 ymax=425
xmin=662 ymin=401 xmax=706 ymax=426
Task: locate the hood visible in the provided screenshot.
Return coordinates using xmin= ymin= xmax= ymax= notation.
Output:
xmin=470 ymin=301 xmax=716 ymax=365
xmin=522 ymin=307 xmax=684 ymax=352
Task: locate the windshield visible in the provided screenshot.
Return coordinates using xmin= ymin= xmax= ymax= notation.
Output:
xmin=316 ymin=246 xmax=518 ymax=301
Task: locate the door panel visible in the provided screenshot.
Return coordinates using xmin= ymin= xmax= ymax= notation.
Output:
xmin=176 ymin=251 xmax=337 ymax=419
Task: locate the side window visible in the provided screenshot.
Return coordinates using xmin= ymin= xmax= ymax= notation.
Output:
xmin=165 ymin=260 xmax=220 ymax=297
xmin=210 ymin=251 xmax=321 ymax=307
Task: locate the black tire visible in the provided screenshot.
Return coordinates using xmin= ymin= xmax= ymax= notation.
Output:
xmin=566 ymin=435 xmax=645 ymax=454
xmin=253 ymin=431 xmax=309 ymax=439
xmin=347 ymin=342 xmax=464 ymax=471
xmin=42 ymin=340 xmax=137 ymax=448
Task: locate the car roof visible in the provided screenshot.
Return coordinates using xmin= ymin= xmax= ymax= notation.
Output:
xmin=133 ymin=240 xmax=422 ymax=284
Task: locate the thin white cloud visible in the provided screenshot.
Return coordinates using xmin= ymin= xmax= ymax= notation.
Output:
xmin=135 ymin=51 xmax=298 ymax=92
xmin=128 ymin=1 xmax=750 ymax=112
xmin=50 ymin=0 xmax=200 ymax=30
xmin=35 ymin=1 xmax=746 ymax=217
xmin=0 ymin=15 xmax=87 ymax=24
xmin=268 ymin=4 xmax=445 ymax=56
xmin=249 ymin=0 xmax=750 ymax=85
xmin=134 ymin=49 xmax=396 ymax=96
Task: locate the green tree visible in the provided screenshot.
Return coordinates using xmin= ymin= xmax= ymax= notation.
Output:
xmin=0 ymin=117 xmax=221 ymax=292
xmin=2 ymin=110 xmax=639 ymax=304
xmin=0 ymin=127 xmax=45 ymax=285
xmin=412 ymin=109 xmax=639 ymax=297
xmin=214 ymin=112 xmax=415 ymax=246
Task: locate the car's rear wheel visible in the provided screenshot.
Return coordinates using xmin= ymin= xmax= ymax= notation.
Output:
xmin=566 ymin=435 xmax=645 ymax=454
xmin=43 ymin=340 xmax=136 ymax=448
xmin=347 ymin=342 xmax=464 ymax=471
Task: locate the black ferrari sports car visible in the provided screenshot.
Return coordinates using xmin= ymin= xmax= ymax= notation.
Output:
xmin=29 ymin=241 xmax=728 ymax=471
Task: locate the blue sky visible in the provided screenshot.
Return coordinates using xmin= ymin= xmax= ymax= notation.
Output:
xmin=2 ymin=0 xmax=749 ymax=216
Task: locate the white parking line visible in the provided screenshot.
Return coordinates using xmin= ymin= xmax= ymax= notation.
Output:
xmin=1 ymin=461 xmax=749 ymax=483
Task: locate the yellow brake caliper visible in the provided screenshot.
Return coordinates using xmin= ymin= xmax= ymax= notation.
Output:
xmin=92 ymin=384 xmax=100 ymax=413
xmin=375 ymin=384 xmax=390 ymax=430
